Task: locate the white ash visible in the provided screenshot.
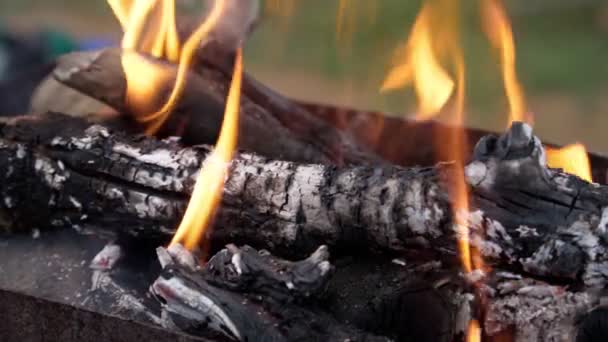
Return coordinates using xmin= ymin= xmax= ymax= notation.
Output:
xmin=165 ymin=243 xmax=198 ymax=271
xmin=3 ymin=196 xmax=12 ymax=208
xmin=464 ymin=161 xmax=487 ymax=187
xmin=16 ymin=144 xmax=26 ymax=159
xmin=90 ymin=243 xmax=122 ymax=271
xmin=515 ymin=225 xmax=540 ymax=238
xmin=69 ymin=196 xmax=82 ymax=209
xmin=486 ymin=287 xmax=595 ymax=341
xmin=597 ymin=207 xmax=608 ymax=235
xmin=403 ymin=180 xmax=445 ymax=238
xmin=34 ymin=158 xmax=68 ymax=190
xmin=112 ymin=143 xmax=200 ymax=170
xmin=151 ymin=276 xmax=241 ymax=341
xmin=391 ymin=258 xmax=407 ymax=267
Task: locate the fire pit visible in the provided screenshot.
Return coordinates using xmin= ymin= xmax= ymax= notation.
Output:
xmin=1 ymin=0 xmax=608 ymax=341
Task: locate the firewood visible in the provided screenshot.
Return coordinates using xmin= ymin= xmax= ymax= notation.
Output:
xmin=151 ymin=243 xmax=390 ymax=341
xmin=299 ymin=101 xmax=608 ymax=183
xmin=51 ymin=48 xmax=380 ymax=166
xmin=1 ymin=113 xmax=607 ymax=340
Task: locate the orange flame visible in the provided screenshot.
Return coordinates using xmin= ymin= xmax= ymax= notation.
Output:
xmin=481 ymin=0 xmax=528 ymax=125
xmin=546 ymin=143 xmax=592 ymax=182
xmin=380 ymin=2 xmax=455 ymax=119
xmin=381 ymin=1 xmax=474 ymax=273
xmin=467 ymin=319 xmax=482 ymax=342
xmin=108 ymin=0 xmax=228 ymax=135
xmin=170 ymin=49 xmax=243 ymax=250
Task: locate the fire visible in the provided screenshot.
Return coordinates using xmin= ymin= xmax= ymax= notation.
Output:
xmin=380 ymin=0 xmax=474 ymax=271
xmin=479 ymin=0 xmax=592 ymax=182
xmin=467 ymin=319 xmax=482 ymax=342
xmin=108 ymin=0 xmax=228 ymax=135
xmin=380 ymin=2 xmax=455 ymax=119
xmin=170 ymin=49 xmax=243 ymax=250
xmin=481 ymin=0 xmax=527 ymax=125
xmin=381 ymin=2 xmax=483 ymax=340
xmin=546 ymin=143 xmax=592 ymax=182
xmin=108 ymin=0 xmax=243 ymax=250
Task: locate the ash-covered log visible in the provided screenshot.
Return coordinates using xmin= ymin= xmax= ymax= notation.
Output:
xmin=1 ymin=113 xmax=607 ymax=340
xmin=0 ymin=113 xmax=607 ymax=282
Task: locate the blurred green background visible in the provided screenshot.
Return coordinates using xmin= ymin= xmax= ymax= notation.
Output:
xmin=1 ymin=0 xmax=607 ymax=151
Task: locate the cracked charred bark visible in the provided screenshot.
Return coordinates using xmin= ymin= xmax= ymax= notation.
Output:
xmin=1 ymin=114 xmax=608 ymax=340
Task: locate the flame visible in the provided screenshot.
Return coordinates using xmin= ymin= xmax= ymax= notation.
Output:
xmin=108 ymin=0 xmax=228 ymax=135
xmin=481 ymin=0 xmax=527 ymax=125
xmin=170 ymin=49 xmax=243 ymax=250
xmin=381 ymin=0 xmax=474 ymax=272
xmin=380 ymin=2 xmax=455 ymax=119
xmin=467 ymin=319 xmax=482 ymax=342
xmin=546 ymin=143 xmax=592 ymax=182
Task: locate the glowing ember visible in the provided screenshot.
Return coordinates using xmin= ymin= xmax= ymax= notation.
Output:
xmin=109 ymin=0 xmax=228 ymax=135
xmin=546 ymin=143 xmax=592 ymax=182
xmin=170 ymin=49 xmax=243 ymax=250
xmin=481 ymin=0 xmax=528 ymax=125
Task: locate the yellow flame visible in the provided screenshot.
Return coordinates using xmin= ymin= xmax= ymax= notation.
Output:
xmin=171 ymin=49 xmax=243 ymax=250
xmin=481 ymin=0 xmax=527 ymax=125
xmin=546 ymin=143 xmax=592 ymax=182
xmin=108 ymin=0 xmax=229 ymax=135
xmin=467 ymin=319 xmax=482 ymax=342
xmin=380 ymin=2 xmax=455 ymax=119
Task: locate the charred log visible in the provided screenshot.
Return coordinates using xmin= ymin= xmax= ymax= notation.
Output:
xmin=1 ymin=114 xmax=608 ymax=284
xmin=299 ymin=101 xmax=608 ymax=184
xmin=151 ymin=243 xmax=389 ymax=341
xmin=51 ymin=48 xmax=379 ymax=166
xmin=1 ymin=114 xmax=607 ymax=340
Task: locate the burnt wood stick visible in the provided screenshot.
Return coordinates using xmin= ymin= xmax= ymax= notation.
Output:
xmin=1 ymin=114 xmax=608 ymax=340
xmin=51 ymin=48 xmax=380 ymax=166
xmin=2 ymin=114 xmax=608 ymax=289
xmin=152 ymin=244 xmax=390 ymax=341
xmin=298 ymin=101 xmax=608 ymax=183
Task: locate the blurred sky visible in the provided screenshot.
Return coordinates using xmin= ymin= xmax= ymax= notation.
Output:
xmin=1 ymin=0 xmax=608 ymax=151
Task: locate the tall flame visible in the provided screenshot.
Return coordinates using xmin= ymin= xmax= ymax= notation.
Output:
xmin=381 ymin=0 xmax=474 ymax=272
xmin=171 ymin=49 xmax=243 ymax=249
xmin=479 ymin=0 xmax=592 ymax=182
xmin=481 ymin=0 xmax=527 ymax=125
xmin=109 ymin=0 xmax=228 ymax=135
xmin=546 ymin=143 xmax=592 ymax=182
xmin=380 ymin=2 xmax=455 ymax=119
xmin=381 ymin=3 xmax=484 ymax=340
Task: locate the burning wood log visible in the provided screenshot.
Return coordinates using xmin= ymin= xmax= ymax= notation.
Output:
xmin=0 ymin=113 xmax=607 ymax=340
xmin=49 ymin=47 xmax=379 ymax=167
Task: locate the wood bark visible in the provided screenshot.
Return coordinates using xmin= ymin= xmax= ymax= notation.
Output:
xmin=151 ymin=243 xmax=389 ymax=341
xmin=51 ymin=48 xmax=379 ymax=166
xmin=298 ymin=101 xmax=608 ymax=183
xmin=1 ymin=114 xmax=607 ymax=340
